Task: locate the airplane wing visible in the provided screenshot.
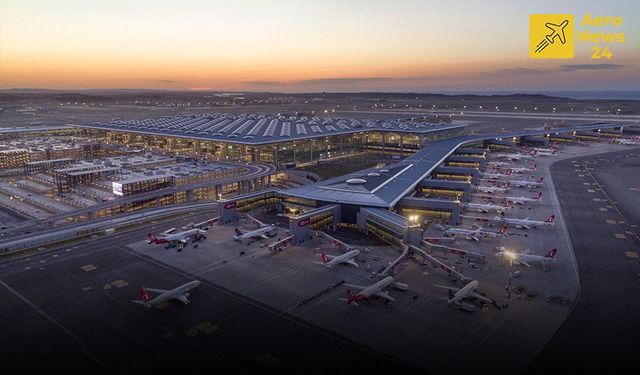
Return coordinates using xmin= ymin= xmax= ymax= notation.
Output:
xmin=470 ymin=292 xmax=495 ymax=304
xmin=343 ymin=283 xmax=367 ymax=291
xmin=260 ymin=234 xmax=269 ymax=239
xmin=145 ymin=288 xmax=169 ymax=293
xmin=520 ymin=260 xmax=532 ymax=268
xmin=246 ymin=214 xmax=266 ymax=228
xmin=345 ymin=259 xmax=359 ymax=268
xmin=175 ymin=294 xmax=190 ymax=305
xmin=161 ymin=227 xmax=176 ymax=235
xmin=467 ymin=234 xmax=480 ymax=241
xmin=375 ymin=290 xmax=395 ymax=302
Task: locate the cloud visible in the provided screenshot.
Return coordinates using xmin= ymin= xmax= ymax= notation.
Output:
xmin=242 ymin=76 xmax=432 ymax=87
xmin=242 ymin=80 xmax=283 ymax=86
xmin=558 ymin=64 xmax=624 ymax=72
xmin=296 ymin=77 xmax=394 ymax=85
xmin=154 ymin=79 xmax=183 ymax=84
xmin=483 ymin=67 xmax=552 ymax=76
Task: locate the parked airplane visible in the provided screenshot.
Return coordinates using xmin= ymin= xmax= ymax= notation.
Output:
xmin=536 ymin=149 xmax=556 ymax=157
xmin=509 ymin=176 xmax=544 ymax=188
xmin=506 ymin=192 xmax=543 ymax=205
xmin=436 ymin=280 xmax=495 ymax=309
xmin=132 ymin=280 xmax=202 ymax=308
xmin=487 ymin=161 xmax=513 ymax=168
xmin=315 ymin=249 xmax=360 ymax=268
xmin=444 ymin=225 xmax=507 ymax=241
xmin=147 ymin=228 xmax=206 ymax=245
xmin=496 ymin=248 xmax=558 ymax=270
xmin=481 ymin=169 xmax=512 ymax=179
xmin=495 ymin=151 xmax=536 ymax=161
xmin=466 ymin=201 xmax=512 ymax=213
xmin=495 ymin=215 xmax=555 ymax=229
xmin=615 ymin=138 xmax=640 ymax=145
xmin=475 ymin=181 xmax=510 ymax=194
xmin=342 ymin=276 xmax=396 ymax=305
xmin=532 ymin=147 xmax=556 ymax=153
xmin=233 ymin=215 xmax=277 ymax=241
xmin=509 ymin=163 xmax=537 ymax=173
xmin=193 ymin=217 xmax=219 ymax=230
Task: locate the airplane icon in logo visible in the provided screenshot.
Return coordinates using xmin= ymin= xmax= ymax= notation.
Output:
xmin=535 ymin=19 xmax=569 ymax=53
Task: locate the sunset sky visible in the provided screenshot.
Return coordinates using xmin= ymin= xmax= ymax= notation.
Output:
xmin=0 ymin=0 xmax=638 ymax=92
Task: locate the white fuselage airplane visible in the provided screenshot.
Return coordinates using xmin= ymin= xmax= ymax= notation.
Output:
xmin=316 ymin=249 xmax=360 ymax=268
xmin=441 ymin=280 xmax=495 ymax=307
xmin=147 ymin=228 xmax=206 ymax=245
xmin=509 ymin=177 xmax=544 ymax=188
xmin=475 ymin=181 xmax=510 ymax=194
xmin=532 ymin=147 xmax=555 ymax=153
xmin=342 ymin=276 xmax=395 ymax=305
xmin=495 ymin=215 xmax=555 ymax=229
xmin=496 ymin=248 xmax=558 ymax=269
xmin=509 ymin=163 xmax=537 ymax=173
xmin=233 ymin=214 xmax=277 ymax=241
xmin=466 ymin=202 xmax=512 ymax=213
xmin=481 ymin=170 xmax=512 ymax=179
xmin=444 ymin=225 xmax=507 ymax=241
xmin=536 ymin=150 xmax=556 ymax=157
xmin=487 ymin=161 xmax=513 ymax=168
xmin=132 ymin=280 xmax=202 ymax=308
xmin=495 ymin=152 xmax=536 ymax=161
xmin=615 ymin=138 xmax=640 ymax=145
xmin=506 ymin=192 xmax=543 ymax=205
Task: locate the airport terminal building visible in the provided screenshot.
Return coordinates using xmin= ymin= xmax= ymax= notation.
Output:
xmin=73 ymin=113 xmax=468 ymax=167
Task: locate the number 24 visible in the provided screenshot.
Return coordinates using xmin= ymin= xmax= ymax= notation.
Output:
xmin=591 ymin=46 xmax=612 ymax=59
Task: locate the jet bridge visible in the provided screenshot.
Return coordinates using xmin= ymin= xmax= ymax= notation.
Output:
xmin=357 ymin=207 xmax=423 ymax=247
xmin=419 ymin=179 xmax=472 ymax=202
xmin=444 ymin=155 xmax=486 ymax=171
xmin=433 ymin=166 xmax=479 ymax=184
xmin=289 ymin=204 xmax=340 ymax=245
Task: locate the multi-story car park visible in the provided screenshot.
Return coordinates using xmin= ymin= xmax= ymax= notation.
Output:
xmin=72 ymin=113 xmax=468 ymax=167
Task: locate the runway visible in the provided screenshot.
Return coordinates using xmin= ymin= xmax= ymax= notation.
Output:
xmin=0 ymin=213 xmax=415 ymax=373
xmin=527 ymin=147 xmax=640 ymax=372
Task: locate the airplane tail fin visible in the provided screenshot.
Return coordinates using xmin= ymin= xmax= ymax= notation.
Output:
xmin=140 ymin=287 xmax=151 ymax=302
xmin=499 ymin=225 xmax=508 ymax=235
xmin=536 ymin=192 xmax=543 ymax=200
xmin=545 ymin=214 xmax=556 ymax=223
xmin=346 ymin=289 xmax=358 ymax=305
xmin=448 ymin=289 xmax=454 ymax=299
xmin=539 ymin=176 xmax=544 ymax=183
xmin=320 ymin=252 xmax=329 ymax=263
xmin=532 ymin=163 xmax=537 ymax=170
xmin=507 ymin=169 xmax=512 ymax=175
xmin=234 ymin=228 xmax=243 ymax=236
xmin=503 ymin=181 xmax=511 ymax=189
xmin=545 ymin=248 xmax=557 ymax=258
xmin=147 ymin=233 xmax=156 ymax=244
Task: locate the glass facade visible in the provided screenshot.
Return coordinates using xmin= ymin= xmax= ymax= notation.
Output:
xmin=91 ymin=128 xmax=466 ymax=169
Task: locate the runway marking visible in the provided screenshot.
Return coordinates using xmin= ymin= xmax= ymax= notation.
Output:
xmin=578 ymin=174 xmax=585 ymax=177
xmin=592 ymin=198 xmax=602 ymax=202
xmin=82 ymin=286 xmax=92 ymax=291
xmin=606 ymin=220 xmax=617 ymax=224
xmin=587 ymin=189 xmax=596 ymax=193
xmin=110 ymin=279 xmax=129 ymax=288
xmin=0 ymin=279 xmax=82 ymax=342
xmin=80 ymin=264 xmax=97 ymax=271
xmin=614 ymin=233 xmax=626 ymax=239
xmin=583 ymin=182 xmax=591 ymax=185
xmin=598 ymin=208 xmax=608 ymax=212
xmin=195 ymin=321 xmax=219 ymax=334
